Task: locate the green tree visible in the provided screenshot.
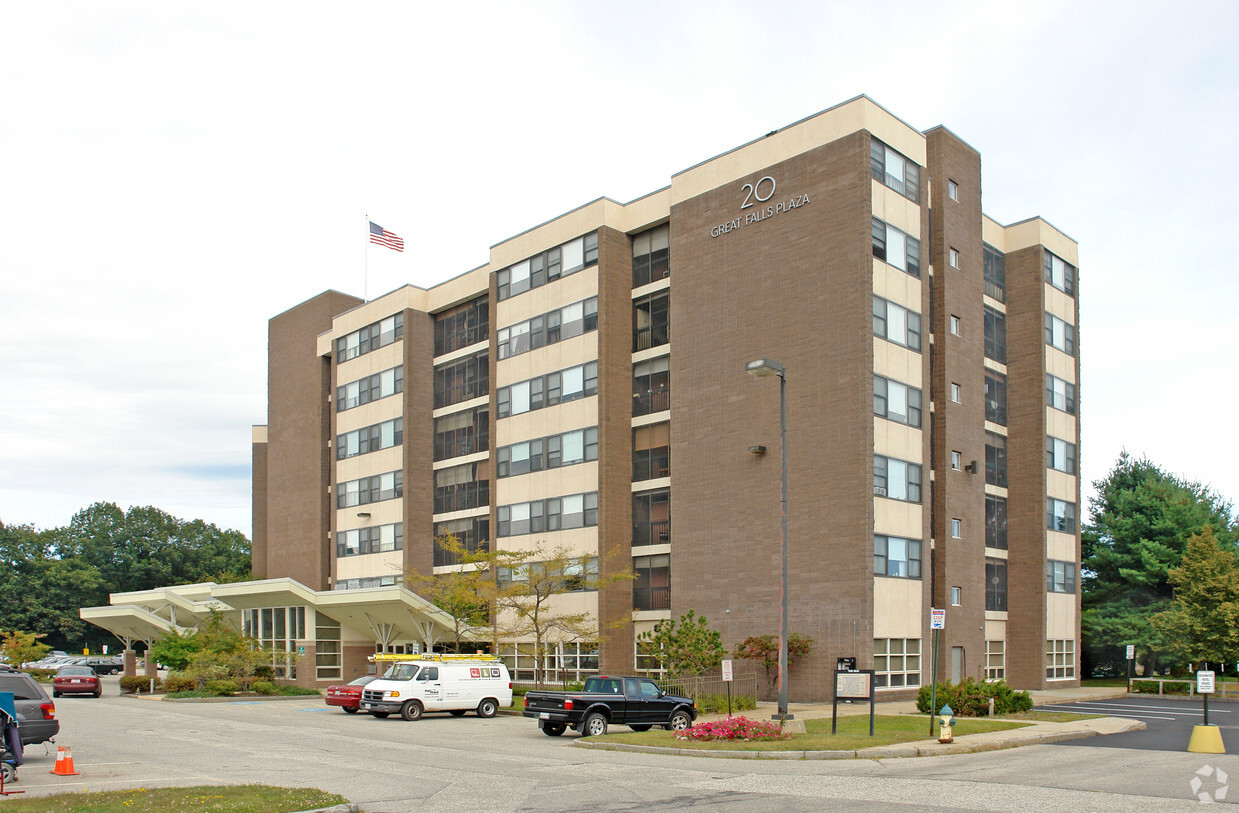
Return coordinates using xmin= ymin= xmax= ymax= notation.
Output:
xmin=405 ymin=535 xmax=494 ymax=653
xmin=732 ymin=632 xmax=816 ymax=688
xmin=1152 ymin=527 xmax=1239 ymax=668
xmin=636 ymin=610 xmax=724 ymax=679
xmin=0 ymin=629 xmax=51 ymax=667
xmin=1083 ymin=453 xmax=1238 ymax=675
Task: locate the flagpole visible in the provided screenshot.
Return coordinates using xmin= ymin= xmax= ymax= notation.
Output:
xmin=363 ymin=214 xmax=370 ymax=302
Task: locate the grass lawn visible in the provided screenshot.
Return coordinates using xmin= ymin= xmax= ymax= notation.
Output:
xmin=593 ymin=714 xmax=1032 ymax=751
xmin=0 ymin=785 xmax=346 ymax=813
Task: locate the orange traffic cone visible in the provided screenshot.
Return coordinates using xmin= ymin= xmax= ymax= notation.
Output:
xmin=50 ymin=745 xmax=79 ymax=776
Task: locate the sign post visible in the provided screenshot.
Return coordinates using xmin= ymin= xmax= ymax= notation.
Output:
xmin=1188 ymin=670 xmax=1225 ymax=754
xmin=929 ymin=609 xmax=945 ymax=736
xmin=721 ymin=658 xmax=734 ymax=717
xmin=1126 ymin=645 xmax=1135 ymax=689
xmin=832 ymin=668 xmax=876 ymax=736
xmin=1199 ymin=670 xmax=1215 ymax=725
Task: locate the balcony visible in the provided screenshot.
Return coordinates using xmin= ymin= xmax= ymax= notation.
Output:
xmin=633 ymin=520 xmax=670 ymax=547
xmin=632 ymin=388 xmax=670 ymax=417
xmin=632 ymin=323 xmax=670 ymax=353
xmin=632 ymin=447 xmax=670 ymax=481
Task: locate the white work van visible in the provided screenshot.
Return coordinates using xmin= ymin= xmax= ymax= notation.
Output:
xmin=359 ymin=656 xmax=512 ymax=721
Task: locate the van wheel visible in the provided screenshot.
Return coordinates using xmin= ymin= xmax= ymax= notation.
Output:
xmin=400 ymin=700 xmax=423 ymax=721
xmin=542 ymin=722 xmax=566 ymax=736
xmin=449 ymin=709 xmax=467 ymax=716
xmin=476 ymin=698 xmax=498 ymax=718
xmin=583 ymin=712 xmax=608 ymax=737
xmin=371 ymin=711 xmax=390 ymax=718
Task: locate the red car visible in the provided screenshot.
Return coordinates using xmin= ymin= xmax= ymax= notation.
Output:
xmin=53 ymin=665 xmax=101 ymax=698
xmin=325 ymin=675 xmax=378 ymax=713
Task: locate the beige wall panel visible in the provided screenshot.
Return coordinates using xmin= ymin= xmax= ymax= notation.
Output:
xmin=336 ymin=551 xmax=405 ymax=582
xmin=871 ymin=182 xmax=922 ymax=236
xmin=1046 ymin=593 xmax=1077 ymax=640
xmin=1047 ymin=470 xmax=1077 ymax=501
xmin=873 ymin=339 xmax=923 ymax=389
xmin=874 ymin=499 xmax=923 ymax=539
xmin=872 ymin=261 xmax=923 ymax=312
xmin=337 ymin=499 xmax=404 ymax=531
xmin=985 ymin=619 xmax=1006 ymax=641
xmin=874 ymin=418 xmax=923 ymax=463
xmin=1045 ymin=286 xmax=1075 ymax=324
xmin=496 ymin=333 xmax=599 ymax=388
xmin=335 ymin=399 xmax=403 ymax=436
xmin=423 ymin=267 xmax=491 ymax=313
xmin=496 ymin=462 xmax=600 ymax=506
xmin=496 ymin=399 xmax=599 ymax=447
xmin=1046 ymin=409 xmax=1077 ymax=441
xmin=335 ymin=446 xmax=403 ymax=484
xmin=495 ymin=591 xmax=600 ymax=640
xmin=1045 ymin=347 xmax=1076 ymax=381
xmin=490 ymin=200 xmax=616 ymax=271
xmin=874 ymin=577 xmax=923 ymax=638
xmin=981 ymin=217 xmax=1005 ymax=250
xmin=1003 ymin=219 xmax=1078 ymax=265
xmin=495 ymin=527 xmax=598 ymax=557
xmin=1047 ymin=531 xmax=1076 ymax=562
xmin=497 ymin=267 xmax=600 ymax=327
xmin=329 ymin=291 xmax=422 ymax=339
xmin=336 ymin=342 xmax=405 ymax=382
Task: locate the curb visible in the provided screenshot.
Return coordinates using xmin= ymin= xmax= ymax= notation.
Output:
xmin=290 ymin=805 xmax=360 ymax=813
xmin=118 ymin=692 xmax=322 ymax=703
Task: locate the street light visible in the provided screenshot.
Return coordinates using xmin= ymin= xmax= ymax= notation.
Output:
xmin=745 ymin=357 xmax=791 ymax=722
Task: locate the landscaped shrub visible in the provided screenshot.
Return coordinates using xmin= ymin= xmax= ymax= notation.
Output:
xmin=676 ymin=716 xmax=789 ymax=742
xmin=252 ymin=680 xmax=277 ymax=695
xmin=163 ymin=674 xmax=196 ymax=693
xmin=694 ymin=693 xmax=757 ymax=714
xmin=1132 ymin=679 xmax=1189 ymax=694
xmin=204 ymin=679 xmax=239 ymax=696
xmin=273 ymin=684 xmax=321 ymax=696
xmin=120 ymin=675 xmax=163 ymax=694
xmin=915 ymin=678 xmax=1031 ymax=716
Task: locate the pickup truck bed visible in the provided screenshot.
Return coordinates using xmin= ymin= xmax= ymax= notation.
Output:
xmin=523 ymin=675 xmax=696 ymax=737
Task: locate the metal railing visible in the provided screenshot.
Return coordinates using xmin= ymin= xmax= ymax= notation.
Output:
xmin=659 ymin=673 xmax=759 ymax=701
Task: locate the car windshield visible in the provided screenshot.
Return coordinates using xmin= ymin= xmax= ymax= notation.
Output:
xmin=58 ymin=666 xmax=94 ymax=676
xmin=348 ymin=676 xmax=376 ymax=686
xmin=382 ymin=664 xmax=419 ymax=680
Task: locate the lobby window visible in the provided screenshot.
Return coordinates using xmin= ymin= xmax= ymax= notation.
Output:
xmin=985 ymin=371 xmax=1007 ymax=425
xmin=632 ymin=356 xmax=670 ymax=416
xmin=633 ymin=554 xmax=670 ymax=611
xmin=948 ymin=180 xmax=959 ymax=201
xmin=950 ymin=382 xmax=961 ymax=404
xmin=874 ymin=455 xmax=922 ymax=502
xmin=983 ymin=243 xmax=1005 ymax=302
xmin=336 ymin=523 xmax=403 ymax=558
xmin=337 ymin=470 xmax=402 ymax=509
xmin=337 ymin=366 xmax=403 ymax=412
xmin=873 ymin=638 xmax=920 ymax=688
xmin=950 ymin=314 xmax=961 ymax=336
xmin=985 ymin=558 xmax=1008 ymax=611
xmin=874 ymin=535 xmax=922 ymax=578
xmin=1047 ymin=560 xmax=1077 ymax=594
xmin=986 ymin=495 xmax=1008 ymax=550
xmin=336 ymin=312 xmax=404 ymax=364
xmin=632 ymin=223 xmax=670 ymax=287
xmin=871 ymin=218 xmax=921 ymax=278
xmin=949 ymin=248 xmax=960 ymax=269
xmin=433 ymin=461 xmax=490 ymax=515
xmin=336 ymin=417 xmax=402 ymax=460
xmin=873 ymin=296 xmax=922 ymax=351
xmin=497 ymin=232 xmax=598 ymax=301
xmin=633 ymin=423 xmax=670 ymax=481
xmin=1046 ymin=374 xmax=1077 ymax=415
xmin=870 ymin=138 xmax=920 ymax=202
xmin=1047 ymin=436 xmax=1078 ymax=475
xmin=951 ymin=518 xmax=962 ymax=539
xmin=633 ymin=292 xmax=670 ymax=352
xmin=1045 ymin=313 xmax=1076 ymax=356
xmin=433 ymin=350 xmax=489 ymax=408
xmin=985 ymin=431 xmax=1007 ymax=487
xmin=498 ymin=361 xmax=599 ymax=418
xmin=434 ymin=296 xmax=489 ymax=357
xmin=1047 ymin=498 xmax=1077 ymax=533
xmin=873 ymin=375 xmax=922 ymax=427
xmin=984 ymin=306 xmax=1006 ymax=363
xmin=497 ymin=297 xmax=598 ymax=360
xmin=433 ymin=406 xmax=488 ymax=461
xmin=1044 ymin=251 xmax=1076 ymax=297
xmin=1047 ymin=639 xmax=1076 ymax=679
xmin=433 ymin=517 xmax=489 ymax=567
xmin=985 ymin=640 xmax=1005 ymax=681
xmin=633 ymin=489 xmax=670 ymax=547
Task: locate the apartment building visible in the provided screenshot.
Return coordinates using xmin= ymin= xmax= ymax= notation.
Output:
xmin=221 ymin=96 xmax=1082 ymax=696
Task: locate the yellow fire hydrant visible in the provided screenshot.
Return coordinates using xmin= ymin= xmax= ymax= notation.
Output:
xmin=937 ymin=705 xmax=956 ymax=744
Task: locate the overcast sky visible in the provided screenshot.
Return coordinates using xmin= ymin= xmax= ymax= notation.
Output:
xmin=2 ymin=1 xmax=1236 ymax=537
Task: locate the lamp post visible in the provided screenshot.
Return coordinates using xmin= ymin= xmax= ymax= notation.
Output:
xmin=745 ymin=357 xmax=790 ymax=722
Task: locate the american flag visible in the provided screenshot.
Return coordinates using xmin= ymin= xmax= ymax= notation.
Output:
xmin=369 ymin=221 xmax=404 ymax=252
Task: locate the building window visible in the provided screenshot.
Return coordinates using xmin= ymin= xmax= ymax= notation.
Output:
xmin=873 ymin=296 xmax=922 ymax=351
xmin=433 ymin=462 xmax=490 ymax=514
xmin=433 ymin=407 xmax=488 ymax=461
xmin=986 ymin=495 xmax=1008 ymax=550
xmin=874 ymin=455 xmax=922 ymax=503
xmin=985 ymin=431 xmax=1007 ymax=487
xmin=633 ymin=356 xmax=670 ymax=416
xmin=433 ymin=517 xmax=489 ymax=567
xmin=951 ymin=586 xmax=962 ymax=606
xmin=498 ymin=361 xmax=599 ymax=418
xmin=1047 ymin=436 xmax=1078 ymax=475
xmin=497 ymin=493 xmax=598 ymax=537
xmin=633 ymin=423 xmax=670 ymax=481
xmin=633 ymin=489 xmax=670 ymax=547
xmin=874 ymin=535 xmax=922 ymax=578
xmin=872 ymin=218 xmax=921 ymax=278
xmin=337 ymin=470 xmax=402 ymax=509
xmin=949 ymin=382 xmax=961 ymax=403
xmin=1047 ymin=560 xmax=1077 ymax=594
xmin=497 ymin=232 xmax=598 ymax=301
xmin=633 ymin=554 xmax=670 ymax=611
xmin=499 ymin=557 xmax=598 ymax=594
xmin=1046 ymin=374 xmax=1077 ymax=415
xmin=336 ymin=418 xmax=402 ymax=460
xmin=870 ymin=138 xmax=920 ymax=201
xmin=983 ymin=244 xmax=1005 ymax=302
xmin=1045 ymin=313 xmax=1076 ymax=355
xmin=500 ymin=641 xmax=598 ymax=684
xmin=873 ymin=638 xmax=921 ymax=688
xmin=985 ymin=640 xmax=1005 ymax=681
xmin=497 ymin=297 xmax=598 ymax=361
xmin=336 ymin=523 xmax=403 ymax=558
xmin=337 ymin=366 xmax=403 ymax=412
xmin=948 ymin=180 xmax=959 ymax=201
xmin=984 ymin=371 xmax=1007 ymax=425
xmin=951 ymin=451 xmax=962 ymax=471
xmin=1044 ymin=251 xmax=1076 ymax=297
xmin=632 ymin=224 xmax=670 ymax=287
xmin=873 ymin=375 xmax=922 ymax=427
xmin=949 ymin=248 xmax=960 ymax=269
xmin=986 ymin=558 xmax=1008 ymax=611
xmin=434 ymin=296 xmax=488 ymax=357
xmin=1047 ymin=498 xmax=1077 ymax=533
xmin=433 ymin=351 xmax=489 ymax=409
xmin=984 ymin=306 xmax=1006 ymax=363
xmin=950 ymin=314 xmax=961 ymax=336
xmin=1047 ymin=639 xmax=1076 ymax=679
xmin=336 ymin=313 xmax=404 ymax=364
xmin=951 ymin=518 xmax=962 ymax=538
xmin=633 ymin=292 xmax=669 ymax=352
xmin=497 ymin=427 xmax=598 ymax=478
xmin=315 ymin=615 xmax=342 ymax=681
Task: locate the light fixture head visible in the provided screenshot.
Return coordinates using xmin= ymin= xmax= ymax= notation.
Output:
xmin=357 ymin=512 xmax=371 ymax=518
xmin=748 ymin=445 xmax=767 ymax=455
xmin=745 ymin=358 xmax=785 ymax=378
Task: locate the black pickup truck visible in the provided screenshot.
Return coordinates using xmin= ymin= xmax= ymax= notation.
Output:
xmin=522 ymin=675 xmax=696 ymax=737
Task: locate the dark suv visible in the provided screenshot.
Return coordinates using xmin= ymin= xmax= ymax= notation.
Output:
xmin=0 ymin=668 xmax=59 ymax=745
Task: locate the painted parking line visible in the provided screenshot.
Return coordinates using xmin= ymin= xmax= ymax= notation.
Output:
xmin=1044 ymin=701 xmax=1230 ymax=714
xmin=299 ymin=707 xmax=331 ymax=712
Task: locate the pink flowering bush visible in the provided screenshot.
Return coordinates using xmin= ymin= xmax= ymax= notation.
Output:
xmin=675 ymin=715 xmax=790 ymax=742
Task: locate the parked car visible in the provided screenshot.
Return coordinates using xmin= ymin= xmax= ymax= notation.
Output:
xmin=522 ymin=675 xmax=696 ymax=737
xmin=0 ymin=670 xmax=59 ymax=745
xmin=324 ymin=675 xmax=379 ymax=713
xmin=53 ymin=665 xmax=102 ymax=698
xmin=85 ymin=656 xmax=124 ymax=675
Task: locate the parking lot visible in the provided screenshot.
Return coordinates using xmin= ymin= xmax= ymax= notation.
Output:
xmin=1038 ymin=695 xmax=1239 ymax=754
xmin=7 ymin=676 xmax=1235 ymax=812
